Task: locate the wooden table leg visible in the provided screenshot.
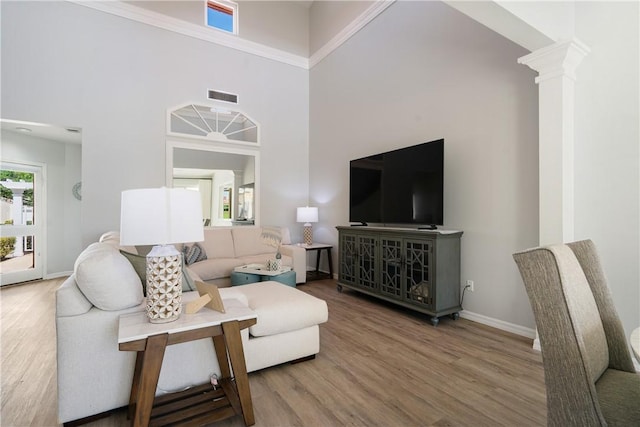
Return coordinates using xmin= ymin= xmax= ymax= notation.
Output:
xmin=315 ymin=249 xmax=321 ymax=274
xmin=222 ymin=321 xmax=255 ymax=426
xmin=133 ymin=333 xmax=168 ymax=427
xmin=326 ymin=248 xmax=333 ymax=278
xmin=212 ymin=334 xmax=231 ymax=379
xmin=128 ymin=351 xmax=144 ymax=420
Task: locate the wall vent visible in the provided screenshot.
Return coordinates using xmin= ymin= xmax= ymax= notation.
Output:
xmin=208 ymin=89 xmax=238 ymax=104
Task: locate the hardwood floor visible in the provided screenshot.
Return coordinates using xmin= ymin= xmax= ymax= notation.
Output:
xmin=1 ymin=278 xmax=546 ymax=426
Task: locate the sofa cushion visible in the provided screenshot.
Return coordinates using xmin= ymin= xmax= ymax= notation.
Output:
xmin=233 ymin=227 xmax=276 ymax=257
xmin=99 ymin=231 xmax=137 ymax=253
xmin=120 ymin=250 xmax=196 ymax=293
xmin=199 ymin=228 xmax=235 ymax=259
xmin=188 ymin=258 xmax=244 ymax=282
xmin=74 ymin=242 xmax=143 ymax=311
xmin=237 ymin=281 xmax=328 ymax=337
xmin=119 ymin=250 xmax=147 ymax=291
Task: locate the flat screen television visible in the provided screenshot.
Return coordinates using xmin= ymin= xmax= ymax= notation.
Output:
xmin=349 ymin=139 xmax=444 ymax=227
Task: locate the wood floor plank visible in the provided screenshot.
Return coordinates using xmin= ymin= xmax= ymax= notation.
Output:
xmin=1 ymin=278 xmax=546 ymax=426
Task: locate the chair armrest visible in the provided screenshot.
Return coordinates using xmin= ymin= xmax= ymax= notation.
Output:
xmin=280 ymin=244 xmax=306 ymax=283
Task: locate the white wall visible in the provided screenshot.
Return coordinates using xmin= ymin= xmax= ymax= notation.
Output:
xmin=1 ymin=1 xmax=309 ymax=250
xmin=310 ymin=1 xmax=540 ymax=330
xmin=129 ymin=0 xmax=310 ymax=57
xmin=1 ymin=130 xmax=82 ymax=276
xmin=497 ymin=1 xmax=575 ymax=42
xmin=574 ymin=1 xmax=640 ymax=338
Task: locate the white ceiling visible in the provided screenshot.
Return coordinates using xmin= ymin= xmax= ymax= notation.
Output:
xmin=1 ymin=119 xmax=82 ymax=145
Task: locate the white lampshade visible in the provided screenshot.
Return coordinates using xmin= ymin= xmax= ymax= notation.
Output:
xmin=120 ymin=187 xmax=204 ymax=246
xmin=296 ymin=206 xmax=318 ymax=224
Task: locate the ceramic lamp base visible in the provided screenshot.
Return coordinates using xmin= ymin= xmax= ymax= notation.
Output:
xmin=146 ymin=245 xmax=182 ymax=323
xmin=303 ymin=225 xmax=313 ymax=246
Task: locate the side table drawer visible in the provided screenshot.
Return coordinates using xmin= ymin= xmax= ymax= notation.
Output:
xmin=262 ymin=270 xmax=296 ymax=287
xmin=231 ymin=272 xmax=261 ymax=286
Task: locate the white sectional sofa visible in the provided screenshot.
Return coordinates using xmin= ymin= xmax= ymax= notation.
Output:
xmin=55 ymin=229 xmax=328 ymax=424
xmin=176 ymin=226 xmax=306 ymax=285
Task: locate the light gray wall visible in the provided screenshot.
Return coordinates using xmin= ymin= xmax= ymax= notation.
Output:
xmin=310 ymin=1 xmax=539 ymax=329
xmin=574 ymin=1 xmax=640 ymax=338
xmin=128 ymin=0 xmax=310 ymax=57
xmin=1 ymin=1 xmax=309 ymax=251
xmin=1 ymin=131 xmax=82 ymax=276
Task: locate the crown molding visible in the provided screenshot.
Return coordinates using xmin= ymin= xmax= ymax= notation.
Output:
xmin=309 ymin=0 xmax=396 ymax=68
xmin=67 ymin=0 xmax=309 ymax=69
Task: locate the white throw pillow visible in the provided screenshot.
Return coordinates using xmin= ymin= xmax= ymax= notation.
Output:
xmin=74 ymin=242 xmax=143 ymax=310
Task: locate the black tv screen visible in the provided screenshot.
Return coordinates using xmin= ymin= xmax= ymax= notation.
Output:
xmin=349 ymin=139 xmax=444 ymax=226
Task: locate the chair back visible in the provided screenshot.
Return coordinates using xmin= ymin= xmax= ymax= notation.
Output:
xmin=567 ymin=240 xmax=636 ymax=372
xmin=513 ymin=243 xmax=610 ymax=426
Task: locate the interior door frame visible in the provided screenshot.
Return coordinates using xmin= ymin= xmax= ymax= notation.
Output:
xmin=0 ymin=160 xmax=46 ymax=285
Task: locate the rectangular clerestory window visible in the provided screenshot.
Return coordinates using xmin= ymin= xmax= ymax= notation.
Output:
xmin=206 ymin=0 xmax=238 ymax=34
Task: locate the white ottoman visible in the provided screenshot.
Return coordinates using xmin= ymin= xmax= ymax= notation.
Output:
xmin=237 ymin=281 xmax=328 ymax=337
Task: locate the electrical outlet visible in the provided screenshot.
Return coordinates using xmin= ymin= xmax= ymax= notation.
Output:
xmin=466 ymin=280 xmax=475 ymax=292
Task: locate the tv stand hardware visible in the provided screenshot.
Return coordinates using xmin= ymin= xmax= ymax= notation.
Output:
xmin=336 ymin=226 xmax=462 ymax=326
xmin=350 ymin=222 xmax=368 ymax=227
xmin=418 ymin=224 xmax=438 ymax=230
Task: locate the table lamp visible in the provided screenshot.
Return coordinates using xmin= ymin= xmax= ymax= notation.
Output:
xmin=120 ymin=187 xmax=204 ymax=323
xmin=297 ymin=206 xmax=318 ymax=246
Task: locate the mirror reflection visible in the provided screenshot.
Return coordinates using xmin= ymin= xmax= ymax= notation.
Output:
xmin=172 ymin=147 xmax=256 ymax=226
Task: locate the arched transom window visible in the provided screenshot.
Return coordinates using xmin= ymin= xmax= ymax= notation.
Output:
xmin=168 ymin=104 xmax=259 ymax=145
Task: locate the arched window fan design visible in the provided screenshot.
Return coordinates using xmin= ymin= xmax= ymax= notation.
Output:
xmin=169 ymin=104 xmax=259 ymax=144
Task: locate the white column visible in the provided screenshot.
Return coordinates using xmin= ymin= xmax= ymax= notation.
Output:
xmin=10 ymin=188 xmax=25 ymax=257
xmin=518 ymin=39 xmax=590 ymax=245
xmin=518 ymin=39 xmax=590 ymax=351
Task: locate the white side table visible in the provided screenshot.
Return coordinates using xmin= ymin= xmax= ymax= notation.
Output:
xmin=299 ymin=243 xmax=333 ymax=281
xmin=118 ymin=299 xmax=257 ymax=427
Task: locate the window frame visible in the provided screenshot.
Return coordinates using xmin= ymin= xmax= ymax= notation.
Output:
xmin=205 ymin=0 xmax=238 ymax=35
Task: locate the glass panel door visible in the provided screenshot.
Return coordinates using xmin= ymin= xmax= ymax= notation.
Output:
xmin=0 ymin=163 xmax=43 ymax=285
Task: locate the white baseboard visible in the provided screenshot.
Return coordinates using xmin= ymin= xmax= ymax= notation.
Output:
xmin=460 ymin=310 xmax=537 ymax=340
xmin=45 ymin=271 xmax=72 ymax=280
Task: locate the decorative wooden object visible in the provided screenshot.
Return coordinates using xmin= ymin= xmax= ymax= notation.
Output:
xmin=185 ymin=281 xmax=225 ymax=314
xmin=185 ymin=294 xmax=212 ymax=314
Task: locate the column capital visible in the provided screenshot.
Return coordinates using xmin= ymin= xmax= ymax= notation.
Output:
xmin=518 ymin=38 xmax=590 ymax=83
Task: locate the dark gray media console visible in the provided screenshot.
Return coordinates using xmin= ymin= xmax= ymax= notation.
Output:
xmin=336 ymin=226 xmax=463 ymax=326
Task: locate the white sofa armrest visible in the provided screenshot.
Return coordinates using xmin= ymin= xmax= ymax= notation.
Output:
xmin=280 ymin=244 xmax=306 ymax=283
xmin=56 ymin=274 xmax=93 ymax=317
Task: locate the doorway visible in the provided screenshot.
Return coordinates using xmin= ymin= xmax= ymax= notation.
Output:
xmin=0 ymin=162 xmax=45 ymax=285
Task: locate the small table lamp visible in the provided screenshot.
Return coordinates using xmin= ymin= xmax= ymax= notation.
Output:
xmin=297 ymin=206 xmax=318 ymax=246
xmin=120 ymin=188 xmax=204 ymax=323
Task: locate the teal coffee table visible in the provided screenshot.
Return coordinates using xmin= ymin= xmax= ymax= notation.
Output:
xmin=231 ymin=264 xmax=296 ymax=287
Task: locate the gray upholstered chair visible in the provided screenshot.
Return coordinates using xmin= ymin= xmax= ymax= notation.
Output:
xmin=513 ymin=240 xmax=639 ymax=427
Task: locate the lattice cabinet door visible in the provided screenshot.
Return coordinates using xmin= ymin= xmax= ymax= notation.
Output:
xmin=404 ymin=239 xmax=434 ymax=309
xmin=356 ymin=235 xmax=378 ymax=291
xmin=339 ymin=232 xmax=357 ymax=286
xmin=380 ymin=237 xmax=402 ymax=298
